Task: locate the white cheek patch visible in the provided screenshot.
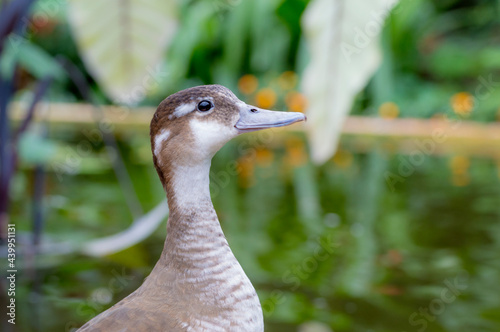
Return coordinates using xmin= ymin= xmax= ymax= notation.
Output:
xmin=170 ymin=102 xmax=195 ymax=119
xmin=189 ymin=118 xmax=237 ymax=154
xmin=154 ymin=129 xmax=171 ymax=159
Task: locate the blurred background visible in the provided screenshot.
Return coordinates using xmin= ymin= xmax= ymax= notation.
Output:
xmin=1 ymin=0 xmax=500 ymax=331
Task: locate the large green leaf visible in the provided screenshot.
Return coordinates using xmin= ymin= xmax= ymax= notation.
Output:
xmin=66 ymin=0 xmax=178 ymax=104
xmin=301 ymin=0 xmax=399 ymax=163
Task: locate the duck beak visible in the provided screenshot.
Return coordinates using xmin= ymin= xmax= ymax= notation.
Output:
xmin=235 ymin=106 xmax=306 ymax=133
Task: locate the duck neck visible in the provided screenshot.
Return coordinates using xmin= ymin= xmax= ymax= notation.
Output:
xmin=160 ymin=159 xmax=230 ymax=268
xmin=150 ymin=153 xmax=263 ymax=329
xmin=165 ymin=159 xmax=213 ymax=212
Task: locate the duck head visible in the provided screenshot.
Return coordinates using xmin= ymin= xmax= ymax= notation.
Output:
xmin=150 ymin=85 xmax=306 ymax=171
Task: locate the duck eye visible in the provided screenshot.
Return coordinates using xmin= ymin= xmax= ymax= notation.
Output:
xmin=198 ymin=100 xmax=213 ymax=112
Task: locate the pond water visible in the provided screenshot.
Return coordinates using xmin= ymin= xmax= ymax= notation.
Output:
xmin=7 ymin=132 xmax=500 ymax=332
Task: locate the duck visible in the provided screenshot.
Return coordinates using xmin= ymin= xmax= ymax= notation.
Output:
xmin=77 ymin=84 xmax=306 ymax=331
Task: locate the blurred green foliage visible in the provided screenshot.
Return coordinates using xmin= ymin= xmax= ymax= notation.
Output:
xmin=17 ymin=0 xmax=500 ymax=120
xmin=10 ymin=130 xmax=500 ymax=331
